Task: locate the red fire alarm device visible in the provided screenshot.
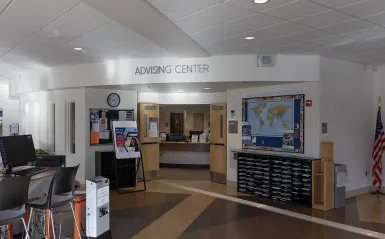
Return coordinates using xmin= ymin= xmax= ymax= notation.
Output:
xmin=306 ymin=100 xmax=312 ymax=107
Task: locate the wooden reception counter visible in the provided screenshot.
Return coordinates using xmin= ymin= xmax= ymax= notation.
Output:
xmin=159 ymin=142 xmax=210 ymax=152
xmin=159 ymin=142 xmax=210 ymax=167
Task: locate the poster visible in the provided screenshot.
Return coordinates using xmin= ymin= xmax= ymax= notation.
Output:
xmin=112 ymin=121 xmax=140 ymax=159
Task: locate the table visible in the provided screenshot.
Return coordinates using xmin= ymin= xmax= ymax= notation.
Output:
xmin=2 ymin=169 xmax=86 ymax=239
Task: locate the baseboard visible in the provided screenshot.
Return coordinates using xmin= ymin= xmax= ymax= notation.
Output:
xmin=227 ymin=180 xmax=237 ymax=189
xmin=160 ymin=163 xmax=210 ymax=169
xmin=346 ymin=186 xmax=371 ymax=198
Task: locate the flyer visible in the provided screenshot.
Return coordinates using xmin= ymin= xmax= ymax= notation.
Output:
xmin=112 ymin=121 xmax=140 ymax=159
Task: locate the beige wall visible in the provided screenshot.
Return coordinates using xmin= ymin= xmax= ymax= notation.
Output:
xmin=159 ymin=105 xmax=210 ymax=135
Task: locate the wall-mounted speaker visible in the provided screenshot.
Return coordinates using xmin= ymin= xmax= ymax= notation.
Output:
xmin=258 ymin=54 xmax=276 ymax=67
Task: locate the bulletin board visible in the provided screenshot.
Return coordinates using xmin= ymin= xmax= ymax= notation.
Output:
xmin=90 ymin=108 xmax=134 ymax=146
xmin=242 ymin=94 xmax=304 ymax=153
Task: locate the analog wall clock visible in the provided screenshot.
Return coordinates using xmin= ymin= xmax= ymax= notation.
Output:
xmin=107 ymin=93 xmax=120 ymax=107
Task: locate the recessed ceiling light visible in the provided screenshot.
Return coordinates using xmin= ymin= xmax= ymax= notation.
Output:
xmin=253 ymin=0 xmax=269 ymax=3
xmin=204 ymin=88 xmax=211 ymax=90
xmin=74 ymin=47 xmax=83 ymax=51
xmin=245 ymin=36 xmax=255 ymax=40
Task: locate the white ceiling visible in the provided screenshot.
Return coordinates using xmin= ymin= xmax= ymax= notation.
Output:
xmin=1 ymin=0 xmax=385 ymax=77
xmin=89 ymin=81 xmax=292 ymax=93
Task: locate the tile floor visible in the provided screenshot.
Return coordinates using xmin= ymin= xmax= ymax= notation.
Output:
xmin=16 ymin=168 xmax=385 ymax=239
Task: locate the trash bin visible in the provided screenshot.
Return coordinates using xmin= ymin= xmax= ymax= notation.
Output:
xmin=335 ymin=164 xmax=348 ymax=208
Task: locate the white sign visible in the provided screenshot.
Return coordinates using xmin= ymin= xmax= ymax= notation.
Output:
xmin=337 ymin=172 xmax=348 ymax=187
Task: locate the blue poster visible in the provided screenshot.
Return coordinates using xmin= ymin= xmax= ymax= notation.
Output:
xmin=113 ymin=121 xmax=140 ymax=159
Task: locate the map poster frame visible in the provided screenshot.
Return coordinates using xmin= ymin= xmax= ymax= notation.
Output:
xmin=242 ymin=94 xmax=305 ymax=154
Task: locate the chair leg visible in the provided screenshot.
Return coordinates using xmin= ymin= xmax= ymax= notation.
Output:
xmin=50 ymin=210 xmax=56 ymax=239
xmin=6 ymin=225 xmax=11 ymax=239
xmin=58 ymin=212 xmax=62 ymax=239
xmin=46 ymin=210 xmax=50 ymax=239
xmin=21 ymin=218 xmax=31 ymax=239
xmin=70 ymin=202 xmax=82 ymax=239
xmin=25 ymin=208 xmax=33 ymax=239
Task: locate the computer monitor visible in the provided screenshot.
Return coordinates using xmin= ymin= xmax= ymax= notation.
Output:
xmin=0 ymin=135 xmax=37 ymax=170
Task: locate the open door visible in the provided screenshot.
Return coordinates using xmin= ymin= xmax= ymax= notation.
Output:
xmin=210 ymin=104 xmax=227 ymax=184
xmin=139 ymin=103 xmax=159 ymax=180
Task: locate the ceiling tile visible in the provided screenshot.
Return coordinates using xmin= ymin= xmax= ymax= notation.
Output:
xmin=274 ymin=42 xmax=315 ymax=53
xmin=9 ymin=29 xmax=74 ymax=58
xmin=131 ymin=46 xmax=172 ymax=58
xmin=284 ymin=29 xmax=332 ymax=42
xmin=0 ymin=50 xmax=8 ymax=56
xmin=186 ymin=3 xmax=253 ymax=24
xmin=258 ymin=22 xmax=311 ymax=38
xmin=293 ymin=10 xmax=354 ymax=28
xmin=226 ymin=13 xmax=284 ymax=31
xmin=319 ymin=19 xmax=376 ymax=34
xmin=221 ymin=43 xmax=270 ymax=55
xmin=151 ymin=0 xmax=218 ymax=15
xmin=158 ymin=10 xmax=185 ymax=21
xmin=101 ymin=34 xmax=154 ymax=53
xmin=223 ymin=0 xmax=298 ymax=13
xmin=44 ymin=3 xmax=111 ymax=38
xmin=364 ymin=36 xmax=385 ymax=47
xmin=261 ymin=0 xmax=329 ymax=21
xmin=191 ymin=25 xmax=249 ymax=44
xmin=337 ymin=0 xmax=385 ymax=18
xmin=84 ymin=22 xmax=138 ymax=42
xmin=175 ymin=15 xmax=219 ymax=33
xmin=0 ymin=0 xmax=81 ymax=50
xmin=310 ymin=0 xmax=367 ymax=8
xmin=256 ymin=37 xmax=298 ymax=48
xmin=0 ymin=0 xmax=11 ymax=12
xmin=201 ymin=29 xmax=273 ymax=53
xmin=304 ymin=35 xmax=351 ymax=47
xmin=41 ymin=45 xmax=100 ymax=66
xmin=68 ymin=37 xmax=111 ymax=49
xmin=364 ymin=12 xmax=385 ymax=27
xmin=340 ymin=27 xmax=385 ymax=41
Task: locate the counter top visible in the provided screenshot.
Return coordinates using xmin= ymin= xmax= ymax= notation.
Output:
xmin=160 ymin=142 xmax=210 ymax=144
xmin=230 ymin=148 xmax=320 ymax=161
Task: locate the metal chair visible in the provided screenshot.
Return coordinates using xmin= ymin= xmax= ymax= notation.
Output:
xmin=0 ymin=175 xmax=32 ymax=239
xmin=25 ymin=165 xmax=81 ymax=239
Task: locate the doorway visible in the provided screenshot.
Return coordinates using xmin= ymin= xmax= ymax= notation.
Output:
xmin=159 ymin=104 xmax=211 ymax=181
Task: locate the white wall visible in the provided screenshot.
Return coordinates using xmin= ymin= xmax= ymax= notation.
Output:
xmin=138 ymin=92 xmax=226 ymax=104
xmin=372 ymin=65 xmax=385 ymax=189
xmin=19 ymin=89 xmax=87 ymax=182
xmin=10 ymin=55 xmax=320 ymax=95
xmin=320 ymin=57 xmax=374 ymax=191
xmin=227 ymin=82 xmax=321 ymax=182
xmin=85 ymin=88 xmax=137 ymax=179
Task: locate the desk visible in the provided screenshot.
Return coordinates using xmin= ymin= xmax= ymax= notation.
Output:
xmin=159 ymin=141 xmax=210 ymax=152
xmin=2 ymin=170 xmax=85 ymax=239
xmin=159 ymin=142 xmax=210 ymax=167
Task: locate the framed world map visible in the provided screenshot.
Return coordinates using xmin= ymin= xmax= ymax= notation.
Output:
xmin=242 ymin=94 xmax=304 ymax=154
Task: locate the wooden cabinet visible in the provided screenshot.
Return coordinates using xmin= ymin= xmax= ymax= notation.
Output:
xmin=141 ymin=143 xmax=160 ymax=180
xmin=312 ymin=141 xmax=335 ymax=211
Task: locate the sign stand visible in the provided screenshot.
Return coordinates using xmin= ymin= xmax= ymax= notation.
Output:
xmin=111 ymin=121 xmax=146 ymax=194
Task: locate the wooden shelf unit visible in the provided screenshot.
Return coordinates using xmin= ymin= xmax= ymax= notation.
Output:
xmin=312 ymin=142 xmax=335 ymax=211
